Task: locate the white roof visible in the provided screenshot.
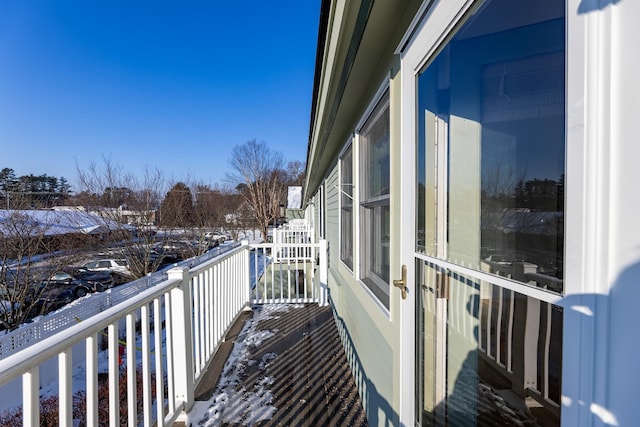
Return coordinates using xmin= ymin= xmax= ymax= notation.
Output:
xmin=0 ymin=209 xmax=120 ymax=237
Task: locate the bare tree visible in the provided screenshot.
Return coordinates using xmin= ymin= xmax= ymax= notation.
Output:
xmin=229 ymin=201 xmax=260 ymax=241
xmin=285 ymin=160 xmax=306 ymax=187
xmin=187 ymin=181 xmax=250 ymax=242
xmin=75 ymin=157 xmax=171 ymax=278
xmin=0 ymin=207 xmax=89 ymax=331
xmin=226 ymin=140 xmax=287 ymax=240
xmin=192 ymin=182 xmax=241 ymax=230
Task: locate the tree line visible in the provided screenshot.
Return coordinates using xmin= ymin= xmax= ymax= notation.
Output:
xmin=0 ymin=168 xmax=72 ymax=208
xmin=0 ymin=140 xmax=305 ymax=331
xmin=2 ymin=140 xmax=304 ymax=234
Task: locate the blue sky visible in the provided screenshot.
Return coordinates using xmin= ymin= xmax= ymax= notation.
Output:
xmin=0 ymin=1 xmax=320 ymax=190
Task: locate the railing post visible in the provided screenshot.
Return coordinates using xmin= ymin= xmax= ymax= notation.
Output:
xmin=319 ymin=239 xmax=328 ymax=306
xmin=168 ymin=266 xmax=195 ymax=419
xmin=241 ymin=240 xmax=252 ymax=310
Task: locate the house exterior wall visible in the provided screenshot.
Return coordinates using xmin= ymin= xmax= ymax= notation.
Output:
xmin=324 ymin=157 xmax=397 ymax=425
xmin=562 ymin=0 xmax=640 ymax=425
xmin=305 ymin=0 xmax=640 ymax=425
xmin=306 ymin=2 xmax=423 ymax=423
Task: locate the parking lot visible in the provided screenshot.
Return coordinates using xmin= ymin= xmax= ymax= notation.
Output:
xmin=0 ymin=232 xmax=235 ymax=331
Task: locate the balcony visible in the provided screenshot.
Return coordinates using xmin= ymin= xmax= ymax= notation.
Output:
xmin=0 ymin=227 xmax=367 ymax=426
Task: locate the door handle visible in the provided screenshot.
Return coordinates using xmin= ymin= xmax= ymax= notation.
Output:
xmin=393 ymin=264 xmax=408 ymax=299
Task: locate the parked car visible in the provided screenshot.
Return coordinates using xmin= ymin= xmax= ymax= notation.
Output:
xmin=204 ymin=231 xmax=228 ymax=243
xmin=155 ymin=241 xmax=198 ymax=263
xmin=70 ymin=269 xmax=116 ymax=288
xmin=41 ymin=271 xmax=113 ymax=298
xmin=80 ymin=258 xmax=132 ymax=276
xmin=0 ymin=285 xmax=75 ymax=329
xmin=27 ymin=286 xmax=75 ymax=317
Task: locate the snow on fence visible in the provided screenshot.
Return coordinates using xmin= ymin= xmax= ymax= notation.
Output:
xmin=0 ymin=243 xmax=240 ymax=359
xmin=0 ymin=237 xmax=327 ymax=426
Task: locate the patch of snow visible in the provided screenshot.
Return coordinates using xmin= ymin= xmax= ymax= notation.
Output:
xmin=258 ymin=353 xmax=277 ymax=370
xmin=190 ymin=304 xmax=300 ymax=427
xmin=1 ymin=301 xmax=302 ymax=425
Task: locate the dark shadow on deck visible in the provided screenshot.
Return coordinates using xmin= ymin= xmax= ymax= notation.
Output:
xmin=191 ymin=304 xmax=368 ymax=427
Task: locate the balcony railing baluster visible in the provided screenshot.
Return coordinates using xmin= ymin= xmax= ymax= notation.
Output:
xmin=0 ymin=228 xmax=327 ymax=426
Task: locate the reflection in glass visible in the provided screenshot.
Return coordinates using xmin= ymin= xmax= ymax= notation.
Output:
xmin=362 ymin=100 xmax=391 ymax=200
xmin=415 ymin=0 xmax=566 ymax=293
xmin=360 ymin=92 xmax=391 ymax=307
xmin=416 ymin=260 xmax=562 ymax=426
xmin=369 ymin=204 xmax=390 ymax=283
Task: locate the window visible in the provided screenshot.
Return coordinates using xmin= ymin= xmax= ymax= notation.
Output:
xmin=359 ymin=91 xmax=390 ymax=307
xmin=340 ymin=146 xmax=354 ymax=268
xmin=414 ymin=0 xmax=565 ymax=425
xmin=416 ymin=0 xmax=565 ymax=292
xmin=318 ymin=184 xmax=326 ymax=239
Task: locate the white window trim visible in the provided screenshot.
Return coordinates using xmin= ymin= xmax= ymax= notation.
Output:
xmin=353 ymin=133 xmax=361 ymax=281
xmin=399 ymin=1 xmax=593 ymax=425
xmin=356 ymin=74 xmax=392 ymax=132
xmin=338 ymin=138 xmax=355 ymax=272
xmin=318 ymin=183 xmax=325 ymax=239
xmin=357 ymin=85 xmax=391 ymax=310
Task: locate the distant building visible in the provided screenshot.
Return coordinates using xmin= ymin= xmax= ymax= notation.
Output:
xmin=0 ymin=209 xmax=114 ymax=237
xmin=286 ymin=186 xmax=304 ymax=222
xmin=287 ymin=186 xmax=302 ymax=209
xmin=84 ymin=206 xmax=157 ymax=226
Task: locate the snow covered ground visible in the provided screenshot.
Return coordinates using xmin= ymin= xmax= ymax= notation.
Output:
xmin=188 ymin=304 xmax=301 ymax=426
xmin=2 ymin=305 xmax=287 ymax=422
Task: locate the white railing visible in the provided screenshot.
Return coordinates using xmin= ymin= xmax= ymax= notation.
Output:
xmin=482 ymin=259 xmax=564 ymax=293
xmin=0 ymin=237 xmax=327 ymax=426
xmin=272 ymin=222 xmax=314 ymax=246
xmin=249 ymin=240 xmax=327 ymax=305
xmin=0 ymin=243 xmax=239 ymax=359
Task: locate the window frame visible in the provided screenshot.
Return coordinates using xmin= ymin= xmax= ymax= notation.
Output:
xmin=358 ymin=89 xmax=391 ymax=308
xmin=319 ymin=183 xmax=326 ymax=239
xmin=339 ymin=142 xmax=354 ymax=270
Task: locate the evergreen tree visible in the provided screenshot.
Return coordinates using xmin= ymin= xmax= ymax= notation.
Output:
xmin=160 ymin=182 xmax=194 ymax=226
xmin=0 ymin=168 xmax=18 ymax=192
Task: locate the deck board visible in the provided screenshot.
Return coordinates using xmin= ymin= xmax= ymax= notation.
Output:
xmin=187 ymin=304 xmax=368 ymax=427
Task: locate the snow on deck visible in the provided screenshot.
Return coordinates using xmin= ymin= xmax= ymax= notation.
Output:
xmin=187 ymin=303 xmax=368 ymax=427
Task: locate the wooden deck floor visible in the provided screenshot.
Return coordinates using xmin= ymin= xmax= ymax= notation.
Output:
xmin=185 ymin=304 xmax=369 ymax=427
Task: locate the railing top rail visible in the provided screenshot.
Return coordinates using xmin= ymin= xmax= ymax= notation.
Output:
xmin=0 ymin=271 xmax=183 ymax=386
xmin=250 ymin=242 xmax=319 ymax=248
xmin=0 ymin=242 xmax=247 ymax=359
xmin=185 ymin=241 xmax=247 ymax=279
xmin=282 ymin=224 xmax=311 ymax=229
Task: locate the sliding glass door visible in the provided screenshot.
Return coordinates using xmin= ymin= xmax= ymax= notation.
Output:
xmin=411 ymin=0 xmax=565 ymax=425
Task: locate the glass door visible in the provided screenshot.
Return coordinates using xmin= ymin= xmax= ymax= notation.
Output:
xmin=412 ymin=0 xmax=566 ymax=425
xmin=416 ymin=261 xmax=449 ymax=426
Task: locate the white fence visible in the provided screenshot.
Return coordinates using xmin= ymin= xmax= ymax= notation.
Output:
xmin=0 ymin=243 xmax=239 ymax=359
xmin=272 ymin=225 xmax=313 ymax=245
xmin=250 ymin=240 xmax=327 ymax=305
xmin=0 ymin=237 xmax=327 ymax=426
